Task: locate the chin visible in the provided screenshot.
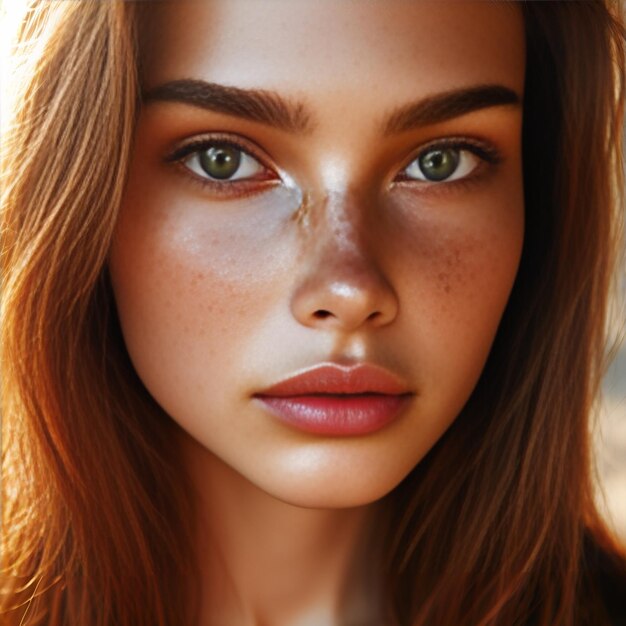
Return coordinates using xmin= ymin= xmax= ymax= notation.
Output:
xmin=241 ymin=453 xmax=415 ymax=510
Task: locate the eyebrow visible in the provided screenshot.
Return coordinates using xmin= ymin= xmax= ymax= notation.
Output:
xmin=381 ymin=84 xmax=521 ymax=135
xmin=143 ymin=79 xmax=314 ymax=134
xmin=143 ymin=80 xmax=520 ymax=136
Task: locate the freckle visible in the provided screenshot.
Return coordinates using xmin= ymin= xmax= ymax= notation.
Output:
xmin=436 ymin=270 xmax=451 ymax=293
xmin=190 ymin=271 xmax=204 ymax=287
xmin=437 ymin=243 xmax=467 ymax=295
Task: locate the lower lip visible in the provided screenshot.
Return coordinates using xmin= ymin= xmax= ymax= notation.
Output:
xmin=254 ymin=393 xmax=412 ymax=436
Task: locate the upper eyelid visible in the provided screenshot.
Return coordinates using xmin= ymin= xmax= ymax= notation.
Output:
xmin=400 ymin=136 xmax=502 ymax=169
xmin=387 ymin=139 xmax=501 ymax=193
xmin=166 ymin=132 xmax=501 ymax=180
xmin=165 ymin=133 xmax=275 ymax=172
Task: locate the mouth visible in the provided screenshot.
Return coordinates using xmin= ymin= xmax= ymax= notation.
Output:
xmin=253 ymin=363 xmax=414 ymax=436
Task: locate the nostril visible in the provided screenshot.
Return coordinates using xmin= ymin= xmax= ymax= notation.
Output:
xmin=313 ymin=310 xmax=333 ymax=319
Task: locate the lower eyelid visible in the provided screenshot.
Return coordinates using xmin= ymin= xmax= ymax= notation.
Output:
xmin=172 ymin=160 xmax=281 ymax=199
xmin=391 ymin=162 xmax=498 ymax=197
xmin=168 ymin=144 xmax=280 ymax=193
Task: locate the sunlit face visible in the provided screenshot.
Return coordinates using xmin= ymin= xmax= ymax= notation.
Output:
xmin=109 ymin=0 xmax=525 ymax=508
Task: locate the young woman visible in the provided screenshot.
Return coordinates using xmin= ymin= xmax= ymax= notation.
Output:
xmin=1 ymin=1 xmax=625 ymax=625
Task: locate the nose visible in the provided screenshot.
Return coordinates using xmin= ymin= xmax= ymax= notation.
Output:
xmin=290 ymin=192 xmax=399 ymax=333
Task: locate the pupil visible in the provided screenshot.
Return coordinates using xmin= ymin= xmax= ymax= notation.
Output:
xmin=199 ymin=145 xmax=241 ymax=180
xmin=420 ymin=149 xmax=459 ymax=181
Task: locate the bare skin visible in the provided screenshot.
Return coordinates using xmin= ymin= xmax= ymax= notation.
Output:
xmin=108 ymin=1 xmax=526 ymax=624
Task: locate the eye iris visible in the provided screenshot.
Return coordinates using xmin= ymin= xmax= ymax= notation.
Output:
xmin=419 ymin=148 xmax=460 ymax=181
xmin=199 ymin=145 xmax=241 ymax=180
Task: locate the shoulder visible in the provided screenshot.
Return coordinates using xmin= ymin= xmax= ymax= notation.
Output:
xmin=580 ymin=532 xmax=626 ymax=626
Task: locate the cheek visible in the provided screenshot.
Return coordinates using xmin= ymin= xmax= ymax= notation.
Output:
xmin=413 ymin=226 xmax=519 ymax=330
xmin=108 ymin=181 xmax=301 ymax=412
xmin=386 ymin=184 xmax=524 ymax=412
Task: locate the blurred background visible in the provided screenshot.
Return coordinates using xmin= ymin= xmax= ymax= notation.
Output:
xmin=598 ymin=315 xmax=626 ymax=541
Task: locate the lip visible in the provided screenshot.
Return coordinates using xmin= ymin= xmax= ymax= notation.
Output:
xmin=253 ymin=363 xmax=414 ymax=436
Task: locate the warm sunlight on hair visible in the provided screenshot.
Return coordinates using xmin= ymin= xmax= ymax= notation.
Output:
xmin=0 ymin=1 xmax=70 ymax=137
xmin=1 ymin=2 xmax=625 ymax=625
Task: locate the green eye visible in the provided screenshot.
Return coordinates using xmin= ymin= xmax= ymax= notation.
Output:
xmin=402 ymin=144 xmax=484 ymax=184
xmin=198 ymin=145 xmax=242 ymax=180
xmin=418 ymin=148 xmax=460 ymax=181
xmin=183 ymin=141 xmax=266 ymax=182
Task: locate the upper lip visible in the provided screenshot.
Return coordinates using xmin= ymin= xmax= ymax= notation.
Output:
xmin=254 ymin=363 xmax=413 ymax=396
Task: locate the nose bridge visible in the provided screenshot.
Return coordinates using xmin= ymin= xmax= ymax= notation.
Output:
xmin=304 ymin=187 xmax=372 ymax=264
xmin=290 ymin=186 xmax=399 ymax=332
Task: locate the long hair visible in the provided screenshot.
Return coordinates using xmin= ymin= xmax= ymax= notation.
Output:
xmin=1 ymin=3 xmax=199 ymax=624
xmin=1 ymin=2 xmax=624 ymax=625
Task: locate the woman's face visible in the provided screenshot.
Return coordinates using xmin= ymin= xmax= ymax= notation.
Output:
xmin=109 ymin=0 xmax=525 ymax=508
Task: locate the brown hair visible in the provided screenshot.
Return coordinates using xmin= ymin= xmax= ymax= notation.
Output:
xmin=1 ymin=2 xmax=624 ymax=625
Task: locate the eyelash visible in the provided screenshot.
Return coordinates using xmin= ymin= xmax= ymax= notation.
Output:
xmin=165 ymin=134 xmax=276 ymax=198
xmin=395 ymin=137 xmax=502 ymax=193
xmin=165 ymin=133 xmax=503 ymax=198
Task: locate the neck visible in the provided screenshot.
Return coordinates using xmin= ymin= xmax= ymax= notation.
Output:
xmin=177 ymin=429 xmax=391 ymax=626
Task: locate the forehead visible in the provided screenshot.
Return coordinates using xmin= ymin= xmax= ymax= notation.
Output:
xmin=140 ymin=0 xmax=525 ymax=101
